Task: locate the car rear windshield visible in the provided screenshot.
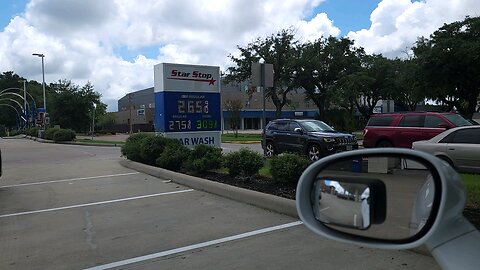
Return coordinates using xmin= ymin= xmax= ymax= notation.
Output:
xmin=366 ymin=116 xmax=395 ymax=126
xmin=443 ymin=114 xmax=472 ymax=127
xmin=299 ymin=120 xmax=334 ymax=132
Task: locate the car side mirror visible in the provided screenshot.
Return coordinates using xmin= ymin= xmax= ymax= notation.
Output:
xmin=294 ymin=127 xmax=303 ymax=134
xmin=296 ymin=148 xmax=480 ymax=270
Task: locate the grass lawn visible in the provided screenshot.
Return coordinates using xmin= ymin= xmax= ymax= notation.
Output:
xmin=76 ymin=139 xmax=125 ymax=145
xmin=221 ymin=133 xmax=262 ymax=143
xmin=462 ymin=173 xmax=480 ymax=206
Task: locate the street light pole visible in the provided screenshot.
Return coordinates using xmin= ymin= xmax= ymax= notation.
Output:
xmin=32 ymin=53 xmax=46 ymax=128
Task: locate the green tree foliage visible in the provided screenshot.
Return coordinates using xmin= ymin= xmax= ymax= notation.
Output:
xmin=49 ymin=80 xmax=106 ymax=131
xmin=97 ymin=112 xmax=116 ymax=131
xmin=296 ymin=37 xmax=364 ymax=120
xmin=413 ymin=16 xmax=480 ymax=119
xmin=225 ymin=28 xmax=301 ymax=117
xmin=337 ymin=55 xmax=397 ymax=119
xmin=391 ymin=58 xmax=426 ymax=111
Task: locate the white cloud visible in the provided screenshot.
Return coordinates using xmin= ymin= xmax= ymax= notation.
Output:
xmin=0 ymin=0 xmax=333 ymax=111
xmin=296 ymin=13 xmax=341 ymax=42
xmin=348 ymin=0 xmax=480 ymax=58
xmin=6 ymin=0 xmax=478 ymax=111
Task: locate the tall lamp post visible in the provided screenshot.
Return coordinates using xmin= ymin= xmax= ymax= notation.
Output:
xmin=32 ymin=53 xmax=46 ymax=128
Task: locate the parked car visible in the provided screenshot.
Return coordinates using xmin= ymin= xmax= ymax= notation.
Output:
xmin=363 ymin=112 xmax=472 ymax=148
xmin=412 ymin=126 xmax=480 ymax=173
xmin=262 ymin=119 xmax=358 ymax=161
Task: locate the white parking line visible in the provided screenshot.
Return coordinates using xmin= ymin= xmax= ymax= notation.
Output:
xmin=0 ymin=172 xmax=140 ymax=189
xmin=0 ymin=189 xmax=194 ymax=218
xmin=82 ymin=221 xmax=303 ymax=270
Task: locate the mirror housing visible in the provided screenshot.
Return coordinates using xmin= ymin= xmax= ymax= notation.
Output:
xmin=296 ymin=148 xmax=475 ymax=251
xmin=294 ymin=127 xmax=303 ymax=134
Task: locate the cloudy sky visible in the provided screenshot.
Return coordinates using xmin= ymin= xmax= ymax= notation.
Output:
xmin=1 ymin=0 xmax=479 ymax=111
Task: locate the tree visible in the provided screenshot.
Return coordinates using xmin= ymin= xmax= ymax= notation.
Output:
xmin=224 ymin=99 xmax=242 ymax=137
xmin=391 ymin=58 xmax=426 ymax=111
xmin=97 ymin=112 xmax=116 ymax=131
xmin=296 ymin=37 xmax=364 ymax=120
xmin=413 ymin=16 xmax=480 ymax=119
xmin=225 ymin=28 xmax=301 ymax=117
xmin=49 ymin=80 xmax=106 ymax=132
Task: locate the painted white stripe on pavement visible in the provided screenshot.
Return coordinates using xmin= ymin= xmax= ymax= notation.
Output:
xmin=0 ymin=172 xmax=140 ymax=189
xmin=0 ymin=189 xmax=194 ymax=218
xmin=82 ymin=221 xmax=303 ymax=270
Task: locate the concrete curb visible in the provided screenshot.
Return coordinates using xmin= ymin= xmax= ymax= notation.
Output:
xmin=119 ymin=159 xmax=298 ymax=218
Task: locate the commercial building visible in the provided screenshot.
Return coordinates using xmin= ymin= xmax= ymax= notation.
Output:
xmin=116 ymin=87 xmax=155 ymax=133
xmin=116 ymin=81 xmax=318 ymax=132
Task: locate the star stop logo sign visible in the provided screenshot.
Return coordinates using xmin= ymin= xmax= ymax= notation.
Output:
xmin=169 ymin=69 xmax=217 ymax=85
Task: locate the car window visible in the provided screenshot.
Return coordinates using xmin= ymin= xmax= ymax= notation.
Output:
xmin=443 ymin=114 xmax=472 ymax=127
xmin=424 ymin=115 xmax=448 ymax=128
xmin=451 ymin=128 xmax=480 ymax=144
xmin=266 ymin=122 xmax=278 ymax=131
xmin=299 ymin=120 xmax=334 ymax=132
xmin=289 ymin=122 xmax=302 ymax=132
xmin=367 ymin=116 xmax=394 ymax=126
xmin=275 ymin=121 xmax=289 ymax=131
xmin=399 ymin=115 xmax=424 ymax=127
xmin=439 ymin=133 xmax=455 ymax=143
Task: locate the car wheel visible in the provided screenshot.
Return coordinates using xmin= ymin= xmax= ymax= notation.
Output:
xmin=376 ymin=140 xmax=393 ymax=147
xmin=265 ymin=142 xmax=275 ymax=158
xmin=307 ymin=144 xmax=322 ymax=161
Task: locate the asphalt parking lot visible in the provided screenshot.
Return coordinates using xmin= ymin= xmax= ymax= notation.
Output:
xmin=0 ymin=138 xmax=439 ymax=269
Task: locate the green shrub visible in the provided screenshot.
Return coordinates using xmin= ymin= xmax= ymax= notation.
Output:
xmin=156 ymin=139 xmax=190 ymax=171
xmin=53 ymin=129 xmax=76 ymax=142
xmin=187 ymin=144 xmax=223 ymax=174
xmin=45 ymin=127 xmax=61 ymax=140
xmin=270 ymin=154 xmax=310 ymax=184
xmin=139 ymin=135 xmax=170 ymax=165
xmin=224 ymin=148 xmax=264 ymax=178
xmin=121 ymin=133 xmax=153 ymax=162
xmin=26 ymin=127 xmax=39 ymax=137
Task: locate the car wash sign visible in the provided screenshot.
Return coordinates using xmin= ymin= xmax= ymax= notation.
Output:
xmin=154 ymin=63 xmax=221 ymax=148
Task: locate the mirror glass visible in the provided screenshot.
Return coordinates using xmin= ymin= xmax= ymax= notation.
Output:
xmin=313 ymin=180 xmax=371 ymax=229
xmin=311 ymin=156 xmax=436 ymax=240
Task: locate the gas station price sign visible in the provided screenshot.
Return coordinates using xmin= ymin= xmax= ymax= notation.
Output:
xmin=154 ymin=63 xmax=222 ymax=148
xmin=156 ymin=91 xmax=221 ymax=132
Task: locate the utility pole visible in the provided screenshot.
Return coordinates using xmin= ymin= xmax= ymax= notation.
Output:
xmin=128 ymin=93 xmax=133 ymax=134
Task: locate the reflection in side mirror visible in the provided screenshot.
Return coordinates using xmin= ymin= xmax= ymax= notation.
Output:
xmin=307 ymin=156 xmax=437 ymax=241
xmin=312 ymin=177 xmax=386 ymax=230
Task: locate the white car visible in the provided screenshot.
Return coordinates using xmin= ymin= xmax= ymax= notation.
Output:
xmin=412 ymin=126 xmax=480 ymax=173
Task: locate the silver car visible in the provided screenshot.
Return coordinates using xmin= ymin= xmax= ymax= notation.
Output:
xmin=412 ymin=126 xmax=480 ymax=173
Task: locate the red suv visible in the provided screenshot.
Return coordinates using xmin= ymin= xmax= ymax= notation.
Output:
xmin=363 ymin=112 xmax=472 ymax=148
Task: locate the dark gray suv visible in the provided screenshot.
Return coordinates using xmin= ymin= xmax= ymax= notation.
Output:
xmin=262 ymin=119 xmax=358 ymax=161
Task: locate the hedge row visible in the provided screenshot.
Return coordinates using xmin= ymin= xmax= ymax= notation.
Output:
xmin=43 ymin=127 xmax=76 ymax=142
xmin=122 ymin=133 xmax=312 ymax=183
